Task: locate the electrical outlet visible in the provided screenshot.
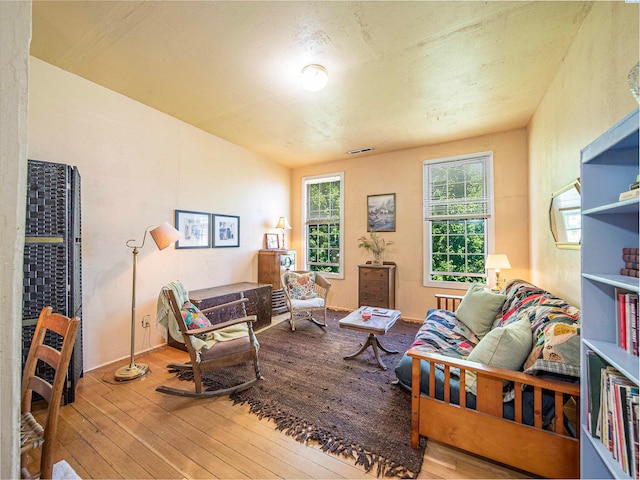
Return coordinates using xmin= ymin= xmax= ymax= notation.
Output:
xmin=141 ymin=314 xmax=151 ymax=328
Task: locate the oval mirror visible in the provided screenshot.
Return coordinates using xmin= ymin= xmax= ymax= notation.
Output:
xmin=549 ymin=178 xmax=581 ymax=249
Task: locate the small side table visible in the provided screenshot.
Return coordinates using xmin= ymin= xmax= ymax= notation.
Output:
xmin=339 ymin=307 xmax=402 ymax=370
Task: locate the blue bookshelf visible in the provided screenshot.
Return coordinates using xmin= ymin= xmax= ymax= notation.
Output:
xmin=580 ymin=108 xmax=639 ymax=479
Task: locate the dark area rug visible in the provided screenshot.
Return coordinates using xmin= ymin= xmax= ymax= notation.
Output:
xmin=174 ymin=309 xmax=426 ymax=478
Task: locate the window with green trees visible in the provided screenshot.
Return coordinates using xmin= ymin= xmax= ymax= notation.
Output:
xmin=303 ymin=173 xmax=344 ymax=276
xmin=423 ymin=153 xmax=494 ymax=286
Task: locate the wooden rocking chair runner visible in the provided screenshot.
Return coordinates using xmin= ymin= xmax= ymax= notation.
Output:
xmin=21 ymin=306 xmax=80 ymax=480
xmin=281 ymin=270 xmax=331 ymax=331
xmin=156 ymin=287 xmax=262 ymax=397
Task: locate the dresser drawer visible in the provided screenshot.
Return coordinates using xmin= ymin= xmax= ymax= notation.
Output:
xmin=359 ymin=267 xmax=387 ymax=281
xmin=359 ymin=291 xmax=389 ymax=307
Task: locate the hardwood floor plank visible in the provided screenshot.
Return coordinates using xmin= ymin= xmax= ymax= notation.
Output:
xmin=81 ymin=389 xmax=231 ymax=479
xmin=71 ymin=393 xmax=184 ymax=479
xmin=211 ymin=398 xmax=376 ymax=479
xmin=34 ymin=345 xmax=536 ymax=479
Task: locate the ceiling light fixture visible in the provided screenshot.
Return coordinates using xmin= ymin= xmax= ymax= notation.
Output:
xmin=301 ymin=64 xmax=328 ymax=92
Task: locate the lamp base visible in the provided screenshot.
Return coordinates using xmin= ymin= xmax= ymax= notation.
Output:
xmin=114 ymin=363 xmax=148 ymax=381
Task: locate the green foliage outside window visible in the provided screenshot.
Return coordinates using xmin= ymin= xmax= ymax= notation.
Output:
xmin=306 ymin=178 xmax=341 ymax=274
xmin=427 ymin=156 xmax=491 ymax=285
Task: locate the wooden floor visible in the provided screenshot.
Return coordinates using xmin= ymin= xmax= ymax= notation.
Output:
xmin=26 ymin=344 xmax=533 ymax=479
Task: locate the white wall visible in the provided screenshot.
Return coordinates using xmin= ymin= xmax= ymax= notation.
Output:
xmin=28 ymin=58 xmax=290 ymax=370
xmin=0 ymin=2 xmax=30 ymax=477
xmin=529 ymin=2 xmax=639 ymax=306
xmin=290 ymin=128 xmax=530 ymax=321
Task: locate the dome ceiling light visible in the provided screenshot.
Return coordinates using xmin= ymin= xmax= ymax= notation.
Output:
xmin=301 ymin=64 xmax=328 ymax=92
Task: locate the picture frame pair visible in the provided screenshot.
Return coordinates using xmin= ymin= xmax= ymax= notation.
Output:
xmin=174 ymin=210 xmax=240 ymax=249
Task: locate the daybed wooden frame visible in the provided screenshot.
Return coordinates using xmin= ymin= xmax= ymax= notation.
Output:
xmin=407 ymin=294 xmax=580 ymax=479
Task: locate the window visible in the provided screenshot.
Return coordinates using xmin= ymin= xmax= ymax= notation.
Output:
xmin=423 ymin=153 xmax=494 ymax=288
xmin=302 ymin=173 xmax=344 ymax=277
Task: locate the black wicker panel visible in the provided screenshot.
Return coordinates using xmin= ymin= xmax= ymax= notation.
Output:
xmin=23 ymin=160 xmax=82 ymax=404
xmin=22 ymin=243 xmax=69 ymax=319
xmin=25 ymin=160 xmax=69 ymax=237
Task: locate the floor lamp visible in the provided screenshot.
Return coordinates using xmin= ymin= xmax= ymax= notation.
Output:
xmin=115 ymin=221 xmax=180 ymax=381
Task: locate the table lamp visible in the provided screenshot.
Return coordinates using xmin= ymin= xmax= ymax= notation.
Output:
xmin=275 ymin=216 xmax=292 ymax=249
xmin=486 ymin=253 xmax=511 ymax=291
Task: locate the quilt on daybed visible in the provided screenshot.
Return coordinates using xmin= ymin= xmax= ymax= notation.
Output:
xmin=407 ymin=309 xmax=479 ymax=361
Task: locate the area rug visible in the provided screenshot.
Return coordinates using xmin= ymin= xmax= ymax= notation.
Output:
xmin=175 ymin=309 xmax=426 ymax=478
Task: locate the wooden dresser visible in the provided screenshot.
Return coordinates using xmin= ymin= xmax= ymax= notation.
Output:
xmin=358 ymin=262 xmax=396 ymax=309
xmin=168 ymin=282 xmax=272 ymax=351
xmin=258 ymin=249 xmax=296 ymax=314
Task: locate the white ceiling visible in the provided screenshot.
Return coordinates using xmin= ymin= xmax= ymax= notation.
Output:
xmin=30 ymin=1 xmax=592 ymax=168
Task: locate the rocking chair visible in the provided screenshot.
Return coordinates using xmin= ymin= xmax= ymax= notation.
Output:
xmin=281 ymin=270 xmax=331 ymax=331
xmin=156 ymin=282 xmax=261 ymax=397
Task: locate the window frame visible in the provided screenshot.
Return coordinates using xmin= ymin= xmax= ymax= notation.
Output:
xmin=422 ymin=152 xmax=495 ymax=290
xmin=301 ymin=172 xmax=345 ymax=279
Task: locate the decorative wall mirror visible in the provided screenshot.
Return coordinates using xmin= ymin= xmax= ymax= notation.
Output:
xmin=549 ymin=178 xmax=581 ymax=249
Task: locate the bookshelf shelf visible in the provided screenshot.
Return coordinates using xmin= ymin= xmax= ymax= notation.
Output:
xmin=582 ymin=273 xmax=640 ymax=292
xmin=583 ymin=198 xmax=639 ymax=216
xmin=582 ymin=425 xmax=633 ymax=480
xmin=580 ymin=108 xmax=639 ymax=480
xmin=583 ymin=339 xmax=639 ymax=385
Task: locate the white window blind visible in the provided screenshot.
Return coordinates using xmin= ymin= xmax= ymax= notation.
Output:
xmin=424 ymin=155 xmax=492 ymax=221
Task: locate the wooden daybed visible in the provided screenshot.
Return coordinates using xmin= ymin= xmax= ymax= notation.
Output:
xmin=401 ymin=286 xmax=580 ymax=479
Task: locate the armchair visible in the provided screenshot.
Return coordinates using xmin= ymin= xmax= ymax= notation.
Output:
xmin=281 ymin=270 xmax=331 ymax=331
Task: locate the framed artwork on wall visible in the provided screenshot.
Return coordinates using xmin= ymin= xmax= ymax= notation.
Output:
xmin=265 ymin=233 xmax=279 ymax=249
xmin=213 ymin=214 xmax=240 ymax=248
xmin=174 ymin=210 xmax=211 ymax=249
xmin=367 ymin=193 xmax=396 ymax=232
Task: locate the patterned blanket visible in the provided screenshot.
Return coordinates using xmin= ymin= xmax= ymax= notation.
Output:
xmin=408 ymin=308 xmax=478 ymax=362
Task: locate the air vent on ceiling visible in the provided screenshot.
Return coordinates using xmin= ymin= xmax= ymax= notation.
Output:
xmin=347 ymin=147 xmax=374 ymax=155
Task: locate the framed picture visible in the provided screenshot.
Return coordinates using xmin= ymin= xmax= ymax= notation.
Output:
xmin=213 ymin=214 xmax=240 ymax=248
xmin=174 ymin=210 xmax=211 ymax=249
xmin=265 ymin=233 xmax=279 ymax=249
xmin=367 ymin=193 xmax=396 ymax=232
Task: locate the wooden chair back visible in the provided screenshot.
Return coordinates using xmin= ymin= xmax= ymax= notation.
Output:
xmin=21 ymin=306 xmax=80 ymax=479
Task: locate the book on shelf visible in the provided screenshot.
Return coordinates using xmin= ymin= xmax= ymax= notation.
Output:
xmin=615 ymin=288 xmax=639 ymax=356
xmin=623 ymin=248 xmax=640 ymax=256
xmin=587 ymin=350 xmax=608 ymax=438
xmin=620 ymin=188 xmax=640 ymax=201
xmin=625 ymin=262 xmax=639 ymax=270
xmin=621 ymin=268 xmax=640 ymax=278
xmin=624 ymin=254 xmax=640 ymax=263
xmin=597 ymin=365 xmax=639 ymax=478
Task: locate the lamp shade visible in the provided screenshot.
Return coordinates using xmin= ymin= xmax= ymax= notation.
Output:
xmin=150 ymin=222 xmax=181 ymax=250
xmin=301 ymin=64 xmax=328 ymax=92
xmin=275 ymin=217 xmax=292 ymax=230
xmin=485 ymin=253 xmax=511 ymax=270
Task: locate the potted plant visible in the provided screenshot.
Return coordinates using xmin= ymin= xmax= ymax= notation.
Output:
xmin=358 ymin=231 xmax=394 ymax=265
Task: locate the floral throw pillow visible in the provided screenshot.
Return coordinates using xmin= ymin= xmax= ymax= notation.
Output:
xmin=286 ymin=272 xmax=318 ymax=300
xmin=180 ymin=301 xmax=212 ymax=330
